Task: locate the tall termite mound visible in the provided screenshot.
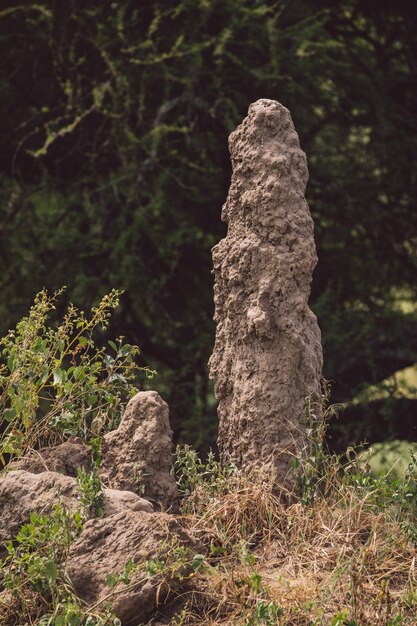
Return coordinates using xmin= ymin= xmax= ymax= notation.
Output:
xmin=209 ymin=99 xmax=323 ymax=484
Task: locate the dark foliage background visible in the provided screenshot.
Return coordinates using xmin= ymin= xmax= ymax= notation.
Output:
xmin=1 ymin=0 xmax=416 ymax=452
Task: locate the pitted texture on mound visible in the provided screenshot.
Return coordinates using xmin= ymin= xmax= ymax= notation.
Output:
xmin=66 ymin=510 xmax=198 ymax=625
xmin=209 ymin=99 xmax=323 ymax=484
xmin=0 ymin=471 xmax=78 ymax=545
xmin=8 ymin=437 xmax=93 ymax=477
xmin=0 ymin=470 xmax=153 ymax=546
xmin=100 ymin=391 xmax=179 ymax=511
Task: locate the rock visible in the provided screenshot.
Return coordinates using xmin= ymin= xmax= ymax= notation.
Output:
xmin=104 ymin=488 xmax=153 ymax=516
xmin=100 ymin=391 xmax=179 ymax=511
xmin=8 ymin=437 xmax=93 ymax=477
xmin=0 ymin=470 xmax=78 ymax=545
xmin=66 ymin=509 xmax=197 ymax=625
xmin=209 ymin=99 xmax=323 ymax=485
xmin=0 ymin=470 xmax=153 ymax=545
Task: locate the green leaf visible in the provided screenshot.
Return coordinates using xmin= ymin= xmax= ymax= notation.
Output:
xmin=3 ymin=407 xmax=16 ymax=422
xmin=53 ymin=368 xmax=63 ymax=385
xmin=73 ymin=366 xmax=84 ymax=381
xmin=105 ymin=573 xmax=118 ymax=588
xmin=45 ymin=559 xmax=58 ymax=584
xmin=192 ymin=553 xmax=205 ymax=572
xmin=67 ymin=612 xmax=82 ymax=626
xmin=124 ymin=558 xmax=134 ymax=576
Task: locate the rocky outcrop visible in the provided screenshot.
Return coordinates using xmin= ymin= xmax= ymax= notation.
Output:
xmin=66 ymin=509 xmax=197 ymax=625
xmin=0 ymin=470 xmax=153 ymax=544
xmin=7 ymin=391 xmax=180 ymax=512
xmin=103 ymin=487 xmax=153 ymax=517
xmin=8 ymin=437 xmax=93 ymax=477
xmin=100 ymin=391 xmax=179 ymax=511
xmin=0 ymin=389 xmax=188 ymax=624
xmin=209 ymin=99 xmax=323 ymax=484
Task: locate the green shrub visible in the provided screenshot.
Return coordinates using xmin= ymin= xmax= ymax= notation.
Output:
xmin=0 ymin=288 xmax=155 ymax=464
xmin=76 ymin=466 xmax=105 ymax=520
xmin=0 ymin=504 xmax=121 ymax=626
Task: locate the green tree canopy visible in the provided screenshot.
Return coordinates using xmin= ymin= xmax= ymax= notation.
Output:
xmin=1 ymin=0 xmax=416 ymax=450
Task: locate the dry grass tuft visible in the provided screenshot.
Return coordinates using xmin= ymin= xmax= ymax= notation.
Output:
xmin=160 ymin=443 xmax=417 ymax=625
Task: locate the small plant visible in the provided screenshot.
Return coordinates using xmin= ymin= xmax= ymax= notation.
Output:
xmin=1 ymin=504 xmax=80 ymax=623
xmin=245 ymin=601 xmax=284 ymax=626
xmin=104 ymin=541 xmax=205 ymax=592
xmin=143 ymin=540 xmax=205 ymax=584
xmin=1 ymin=505 xmax=81 ymax=596
xmin=105 ymin=558 xmax=138 ymax=589
xmin=291 ymin=382 xmax=342 ymax=505
xmin=236 ymin=550 xmax=284 ymax=625
xmin=76 ymin=465 xmax=105 ymax=519
xmin=399 ymin=452 xmax=417 ymax=542
xmin=0 ymin=288 xmax=155 ymax=464
xmin=330 ymin=612 xmax=358 ymax=626
xmin=0 ymin=504 xmax=122 ymax=626
xmin=343 ymin=448 xmax=417 ymax=545
xmin=173 ymin=444 xmax=236 ymax=513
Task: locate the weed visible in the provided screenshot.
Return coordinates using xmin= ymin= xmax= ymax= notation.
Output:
xmin=0 ymin=503 xmax=124 ymax=626
xmin=173 ymin=444 xmax=236 ymax=514
xmin=76 ymin=465 xmax=105 ymax=519
xmin=103 ymin=540 xmax=205 ymax=606
xmin=330 ymin=611 xmax=358 ymax=626
xmin=245 ymin=601 xmax=284 ymax=626
xmin=1 ymin=504 xmax=79 ymax=624
xmin=0 ymin=288 xmax=155 ymax=464
xmin=291 ymin=382 xmax=343 ymax=505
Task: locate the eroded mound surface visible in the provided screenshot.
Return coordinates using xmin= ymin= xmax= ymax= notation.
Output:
xmin=209 ymin=99 xmax=323 ymax=484
xmin=0 ymin=390 xmax=185 ymax=625
xmin=67 ymin=510 xmax=197 ymax=625
xmin=100 ymin=391 xmax=179 ymax=511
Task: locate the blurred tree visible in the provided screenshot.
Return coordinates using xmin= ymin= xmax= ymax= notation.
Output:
xmin=0 ymin=0 xmax=416 ymax=451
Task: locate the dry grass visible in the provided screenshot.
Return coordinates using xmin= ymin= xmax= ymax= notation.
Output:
xmin=156 ymin=457 xmax=417 ymax=626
